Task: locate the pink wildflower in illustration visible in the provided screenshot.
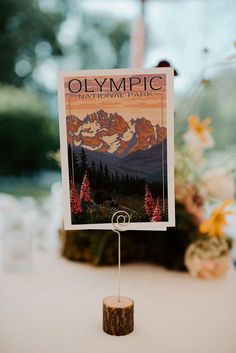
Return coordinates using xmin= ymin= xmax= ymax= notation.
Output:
xmin=70 ymin=180 xmax=82 ymax=215
xmin=151 ymin=198 xmax=162 ymax=222
xmin=80 ymin=171 xmax=91 ymax=202
xmin=144 ymin=185 xmax=155 ymax=219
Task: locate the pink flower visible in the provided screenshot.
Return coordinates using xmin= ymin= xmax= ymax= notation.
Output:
xmin=80 ymin=171 xmax=91 ymax=203
xmin=144 ymin=185 xmax=155 ymax=219
xmin=70 ymin=180 xmax=82 ymax=215
xmin=151 ymin=198 xmax=162 ymax=222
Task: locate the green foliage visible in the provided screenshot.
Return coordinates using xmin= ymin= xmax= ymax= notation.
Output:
xmin=76 ymin=14 xmax=130 ymax=69
xmin=0 ymin=0 xmax=66 ymax=86
xmin=0 ymin=85 xmax=47 ymax=114
xmin=0 ymin=86 xmax=59 ymax=175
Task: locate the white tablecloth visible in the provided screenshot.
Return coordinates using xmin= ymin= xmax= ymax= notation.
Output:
xmin=1 ymin=251 xmax=236 ymax=353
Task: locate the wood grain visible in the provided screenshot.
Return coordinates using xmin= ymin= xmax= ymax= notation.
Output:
xmin=103 ymin=296 xmax=134 ymax=336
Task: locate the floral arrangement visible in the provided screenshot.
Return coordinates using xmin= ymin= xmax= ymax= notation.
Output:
xmin=175 ymin=115 xmax=235 ymax=278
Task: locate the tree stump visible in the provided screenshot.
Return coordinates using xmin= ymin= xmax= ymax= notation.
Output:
xmin=103 ymin=296 xmax=134 ymax=336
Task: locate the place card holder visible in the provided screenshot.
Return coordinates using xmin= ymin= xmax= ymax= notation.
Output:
xmin=102 ymin=211 xmax=134 ymax=336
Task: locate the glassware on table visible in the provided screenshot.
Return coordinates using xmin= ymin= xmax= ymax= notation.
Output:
xmin=2 ymin=230 xmax=32 ymax=273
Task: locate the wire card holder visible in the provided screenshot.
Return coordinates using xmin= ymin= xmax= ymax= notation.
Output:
xmin=102 ymin=211 xmax=134 ymax=336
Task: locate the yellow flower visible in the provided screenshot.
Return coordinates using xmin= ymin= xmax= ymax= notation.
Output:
xmin=188 ymin=115 xmax=212 ymax=143
xmin=199 ymin=200 xmax=234 ymax=237
xmin=201 ymin=79 xmax=210 ymax=88
xmin=183 ymin=115 xmax=214 ymax=153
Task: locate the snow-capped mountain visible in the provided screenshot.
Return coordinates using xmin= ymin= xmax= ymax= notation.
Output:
xmin=66 ymin=109 xmax=166 ymax=157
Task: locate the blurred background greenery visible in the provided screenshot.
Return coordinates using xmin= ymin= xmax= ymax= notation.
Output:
xmin=0 ymin=0 xmax=236 ymax=197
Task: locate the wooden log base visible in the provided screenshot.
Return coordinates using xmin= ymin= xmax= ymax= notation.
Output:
xmin=103 ymin=296 xmax=134 ymax=336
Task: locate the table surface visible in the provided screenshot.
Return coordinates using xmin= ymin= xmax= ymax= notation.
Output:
xmin=1 ymin=251 xmax=236 ymax=353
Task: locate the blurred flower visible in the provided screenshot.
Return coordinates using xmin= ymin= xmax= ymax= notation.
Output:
xmin=185 ymin=237 xmax=231 ymax=279
xmin=187 ymin=115 xmax=213 ymax=145
xmin=199 ymin=199 xmax=234 ymax=237
xmin=176 ymin=184 xmax=204 ymax=225
xmin=201 ymin=79 xmax=210 ymax=88
xmin=183 ymin=116 xmax=214 ymax=162
xmin=203 ymin=168 xmax=235 ymax=201
xmin=189 ymin=256 xmax=229 ymax=279
xmin=184 ymin=191 xmax=204 ymax=225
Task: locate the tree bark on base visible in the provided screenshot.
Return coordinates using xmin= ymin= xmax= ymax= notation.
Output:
xmin=103 ymin=296 xmax=134 ymax=336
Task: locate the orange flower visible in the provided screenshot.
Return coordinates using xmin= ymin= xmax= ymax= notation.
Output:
xmin=199 ymin=200 xmax=234 ymax=237
xmin=188 ymin=115 xmax=212 ymax=143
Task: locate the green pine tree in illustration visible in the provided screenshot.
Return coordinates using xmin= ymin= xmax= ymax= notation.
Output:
xmin=90 ymin=161 xmax=97 ymax=188
xmin=104 ymin=164 xmax=110 ymax=190
xmin=104 ymin=164 xmax=109 ymax=178
xmin=111 ymin=173 xmax=115 ymax=190
xmin=91 ymin=161 xmax=96 ymax=175
xmin=115 ymin=171 xmax=119 ymax=192
xmin=99 ymin=160 xmax=104 ymax=177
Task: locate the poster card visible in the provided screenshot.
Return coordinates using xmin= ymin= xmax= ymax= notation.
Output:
xmin=58 ymin=68 xmax=175 ymax=230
